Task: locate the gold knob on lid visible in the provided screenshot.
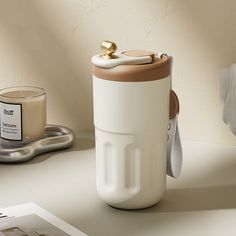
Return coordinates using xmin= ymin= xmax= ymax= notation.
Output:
xmin=101 ymin=40 xmax=117 ymax=59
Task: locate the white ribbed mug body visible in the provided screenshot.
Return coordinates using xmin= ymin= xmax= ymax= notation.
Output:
xmin=93 ymin=75 xmax=170 ymax=209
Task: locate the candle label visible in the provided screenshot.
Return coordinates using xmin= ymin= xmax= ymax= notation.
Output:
xmin=0 ymin=102 xmax=22 ymax=141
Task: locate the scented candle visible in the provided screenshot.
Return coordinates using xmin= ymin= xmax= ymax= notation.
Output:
xmin=0 ymin=86 xmax=46 ymax=146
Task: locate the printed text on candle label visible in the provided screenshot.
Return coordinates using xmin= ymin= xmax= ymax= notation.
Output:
xmin=0 ymin=102 xmax=22 ymax=141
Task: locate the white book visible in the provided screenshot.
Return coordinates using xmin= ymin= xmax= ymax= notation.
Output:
xmin=0 ymin=203 xmax=87 ymax=236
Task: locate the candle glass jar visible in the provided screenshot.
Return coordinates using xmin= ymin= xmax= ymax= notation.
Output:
xmin=0 ymin=86 xmax=46 ymax=147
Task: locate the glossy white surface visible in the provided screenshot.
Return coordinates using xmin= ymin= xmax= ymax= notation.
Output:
xmin=1 ymin=136 xmax=236 ymax=235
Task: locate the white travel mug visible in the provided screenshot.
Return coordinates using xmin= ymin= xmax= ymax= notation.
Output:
xmin=92 ymin=41 xmax=182 ymax=209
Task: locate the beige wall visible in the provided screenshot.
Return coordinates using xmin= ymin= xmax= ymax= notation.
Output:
xmin=0 ymin=0 xmax=236 ymax=144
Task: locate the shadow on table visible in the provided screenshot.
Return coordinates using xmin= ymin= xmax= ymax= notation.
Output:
xmin=72 ymin=153 xmax=236 ymax=236
xmin=130 ymin=158 xmax=236 ymax=213
xmin=75 ymin=185 xmax=236 ymax=236
xmin=139 ymin=185 xmax=236 ymax=213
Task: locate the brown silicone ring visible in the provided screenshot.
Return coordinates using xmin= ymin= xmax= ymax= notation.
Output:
xmin=169 ymin=90 xmax=180 ymax=119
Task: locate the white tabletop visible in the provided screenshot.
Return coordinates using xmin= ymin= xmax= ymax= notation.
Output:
xmin=1 ymin=134 xmax=236 ymax=236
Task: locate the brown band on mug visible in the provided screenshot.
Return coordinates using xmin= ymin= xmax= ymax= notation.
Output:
xmin=169 ymin=90 xmax=180 ymax=119
xmin=93 ymin=54 xmax=171 ymax=82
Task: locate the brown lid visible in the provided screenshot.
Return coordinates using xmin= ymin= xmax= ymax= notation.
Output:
xmin=93 ymin=51 xmax=171 ymax=82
